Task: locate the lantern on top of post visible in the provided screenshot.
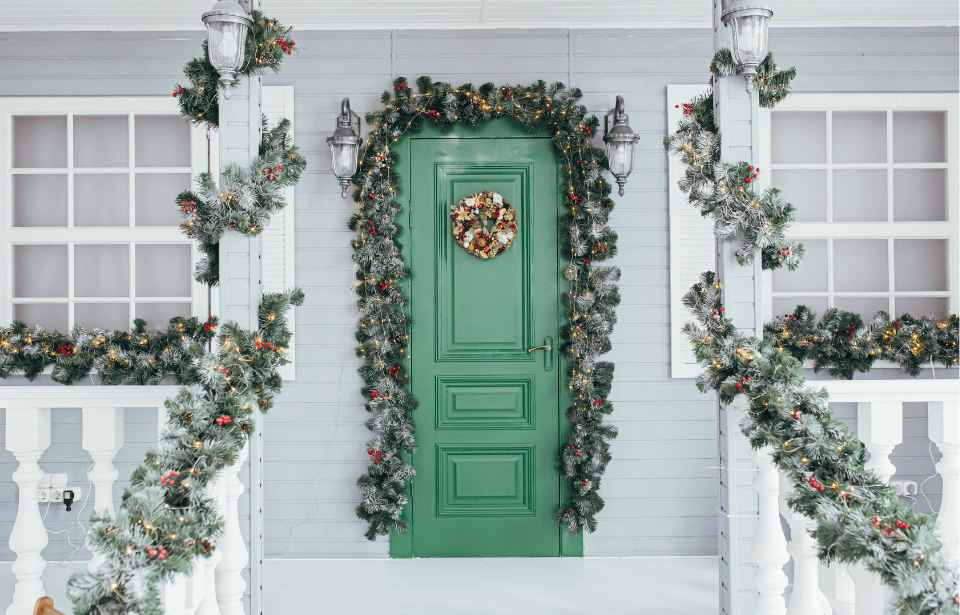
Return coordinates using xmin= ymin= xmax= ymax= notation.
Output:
xmin=327 ymin=98 xmax=363 ymax=199
xmin=602 ymin=95 xmax=640 ymax=197
xmin=201 ymin=0 xmax=252 ymax=99
xmin=721 ymin=4 xmax=774 ymax=92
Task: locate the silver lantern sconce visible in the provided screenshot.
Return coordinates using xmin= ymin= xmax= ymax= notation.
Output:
xmin=602 ymin=96 xmax=640 ymax=197
xmin=721 ymin=4 xmax=774 ymax=92
xmin=327 ymin=98 xmax=363 ymax=199
xmin=201 ymin=0 xmax=252 ymax=99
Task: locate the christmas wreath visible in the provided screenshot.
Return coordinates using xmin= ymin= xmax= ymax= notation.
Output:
xmin=451 ymin=191 xmax=518 ymax=259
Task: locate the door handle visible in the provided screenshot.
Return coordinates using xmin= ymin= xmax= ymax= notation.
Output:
xmin=527 ymin=337 xmax=553 ymax=371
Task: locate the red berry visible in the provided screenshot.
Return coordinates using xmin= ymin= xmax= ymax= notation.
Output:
xmin=745 ymin=177 xmax=752 ymax=183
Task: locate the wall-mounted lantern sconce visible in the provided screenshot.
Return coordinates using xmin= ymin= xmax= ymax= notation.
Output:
xmin=327 ymin=98 xmax=363 ymax=199
xmin=201 ymin=0 xmax=252 ymax=100
xmin=721 ymin=4 xmax=773 ymax=92
xmin=603 ymin=96 xmax=640 ymax=197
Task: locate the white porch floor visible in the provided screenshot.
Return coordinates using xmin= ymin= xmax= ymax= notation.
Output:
xmin=263 ymin=556 xmax=719 ymax=614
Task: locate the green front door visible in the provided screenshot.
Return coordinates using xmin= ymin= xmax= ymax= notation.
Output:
xmin=403 ymin=125 xmax=561 ymax=557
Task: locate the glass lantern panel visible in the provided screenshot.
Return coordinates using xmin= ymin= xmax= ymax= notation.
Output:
xmin=733 ymin=15 xmax=767 ymax=65
xmin=331 ymin=143 xmax=359 ymax=179
xmin=13 ymin=116 xmax=67 ymax=168
xmin=75 ymin=174 xmax=129 ymax=227
xmin=13 ymin=174 xmax=68 ymax=227
xmin=607 ymin=142 xmax=632 ymax=177
xmin=74 ymin=115 xmax=128 ymax=168
xmin=207 ymin=21 xmax=246 ymax=71
xmin=135 ymin=116 xmax=190 ymax=168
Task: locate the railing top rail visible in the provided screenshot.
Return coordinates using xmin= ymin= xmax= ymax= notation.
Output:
xmin=808 ymin=378 xmax=959 ymax=403
xmin=0 ymin=385 xmax=180 ymax=409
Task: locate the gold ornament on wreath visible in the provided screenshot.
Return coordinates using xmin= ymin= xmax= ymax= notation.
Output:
xmin=450 ymin=191 xmax=518 ymax=259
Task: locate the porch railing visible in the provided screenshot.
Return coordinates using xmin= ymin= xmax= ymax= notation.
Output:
xmin=2 ymin=386 xmax=247 ymax=615
xmin=745 ymin=379 xmax=959 ymax=615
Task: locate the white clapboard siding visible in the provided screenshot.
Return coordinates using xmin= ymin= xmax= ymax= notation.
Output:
xmin=261 ymin=85 xmax=296 ymax=381
xmin=668 ymin=84 xmax=716 ymax=379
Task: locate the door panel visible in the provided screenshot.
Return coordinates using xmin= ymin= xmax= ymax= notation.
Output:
xmin=409 ymin=135 xmax=560 ymax=557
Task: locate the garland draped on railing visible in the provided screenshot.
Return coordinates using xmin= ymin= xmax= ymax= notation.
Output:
xmin=350 ymin=76 xmax=621 ymax=539
xmin=684 ymin=272 xmax=958 ymax=615
xmin=0 ymin=12 xmax=307 ymax=615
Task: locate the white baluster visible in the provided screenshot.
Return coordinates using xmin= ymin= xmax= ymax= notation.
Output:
xmin=195 ymin=475 xmax=225 ymax=615
xmin=4 ymin=407 xmax=51 ymax=615
xmin=81 ymin=406 xmax=124 ymax=571
xmin=216 ymin=443 xmax=249 ymax=615
xmin=819 ymin=565 xmax=854 ymax=615
xmin=779 ymin=474 xmax=829 ymax=615
xmin=853 ymin=401 xmax=902 ymax=615
xmin=928 ymin=401 xmax=959 ymax=561
xmin=161 ymin=574 xmax=188 ymax=615
xmin=753 ymin=446 xmax=790 ymax=615
xmin=858 ymin=401 xmax=903 ymax=484
xmin=186 ymin=556 xmax=207 ymax=615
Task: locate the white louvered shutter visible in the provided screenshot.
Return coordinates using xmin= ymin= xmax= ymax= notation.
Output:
xmin=261 ymin=85 xmax=296 ymax=380
xmin=668 ymin=84 xmax=716 ymax=378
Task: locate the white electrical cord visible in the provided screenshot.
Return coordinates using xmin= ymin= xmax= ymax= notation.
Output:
xmin=42 ymin=462 xmax=95 ymax=568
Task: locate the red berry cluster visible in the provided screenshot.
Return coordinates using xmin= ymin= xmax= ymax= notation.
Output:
xmin=793 ymin=409 xmax=803 ymax=420
xmin=203 ymin=317 xmax=216 ymax=332
xmin=425 ymin=109 xmax=440 ymax=117
xmin=388 ymin=366 xmax=401 ymax=377
xmin=370 ymin=389 xmax=380 ymax=399
xmin=744 ymin=165 xmax=760 ymax=183
xmin=579 ymin=125 xmax=591 ymax=135
xmin=365 ymin=220 xmax=378 ymax=236
xmin=582 ymin=480 xmax=591 ymax=488
xmin=711 ymin=308 xmax=725 ymax=320
xmin=173 ymin=87 xmax=185 ymax=98
xmin=180 ymin=200 xmax=197 ymax=214
xmin=568 ymin=194 xmax=582 ymax=205
xmin=546 ymin=103 xmax=551 ymax=110
xmin=161 ymin=470 xmax=180 ymax=487
xmin=146 ymin=545 xmax=168 ymax=560
xmin=501 ymin=89 xmax=512 ymax=98
xmin=735 ymin=376 xmax=751 ymax=392
xmin=56 ymin=344 xmax=74 ymax=355
xmin=675 ymin=103 xmax=693 ymax=116
xmin=842 ymin=324 xmax=857 ymax=341
xmin=396 ymin=82 xmax=409 ymax=92
xmin=219 ymin=365 xmax=229 ymax=376
xmin=581 ymin=258 xmax=590 ymax=266
xmin=592 ymin=398 xmax=606 ymax=407
xmin=374 ymin=152 xmax=388 ymax=167
xmin=262 ymin=164 xmax=283 ymax=180
xmin=593 ymin=241 xmax=610 ymax=254
xmin=216 ymin=414 xmax=232 ymax=426
xmin=378 ymin=280 xmax=391 ymax=290
xmin=256 ymin=340 xmax=277 ymax=352
xmin=873 ymin=516 xmax=911 ymax=536
xmin=368 ymin=449 xmax=386 ymax=464
xmin=808 ymin=476 xmax=824 ymax=492
xmin=892 ymin=321 xmax=901 ymax=330
xmin=273 ymin=39 xmax=295 ymax=54
xmin=566 ymin=445 xmax=584 ymax=457
xmin=780 ymin=246 xmax=793 ymax=257
xmin=784 ymin=313 xmax=797 ymax=321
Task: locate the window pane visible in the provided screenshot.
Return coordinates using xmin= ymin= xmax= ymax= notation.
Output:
xmin=895 ymin=239 xmax=947 ymax=292
xmin=75 ymin=244 xmax=129 ymax=297
xmin=834 ymin=239 xmax=888 ymax=292
xmin=135 ymin=244 xmax=191 ymax=297
xmin=13 ymin=303 xmax=68 ymax=331
xmin=834 ymin=296 xmax=890 ymax=322
xmin=13 ymin=174 xmax=68 ymax=227
xmin=893 ymin=168 xmax=947 ymax=222
xmin=772 ymin=112 xmax=826 ymax=164
xmin=135 ymin=173 xmax=191 ymax=226
xmin=135 ymin=116 xmax=190 ymax=168
xmin=832 ymin=169 xmax=887 ymax=222
xmin=14 ymin=244 xmax=67 ymax=298
xmin=74 ymin=116 xmax=128 ymax=168
xmin=832 ymin=111 xmax=886 ymax=164
xmin=893 ymin=111 xmax=946 ymax=163
xmin=773 ymin=296 xmax=829 ymax=319
xmin=135 ymin=302 xmax=192 ymax=330
xmin=895 ymin=296 xmax=949 ymax=318
xmin=771 ymin=169 xmax=826 ymax=222
xmin=75 ymin=303 xmax=130 ymax=331
xmin=13 ymin=116 xmax=67 ymax=168
xmin=74 ymin=174 xmax=129 ymax=227
xmin=773 ymin=239 xmax=827 ymax=292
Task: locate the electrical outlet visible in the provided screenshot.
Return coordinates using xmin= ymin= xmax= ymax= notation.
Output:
xmin=37 ymin=489 xmax=50 ymax=503
xmin=891 ymin=480 xmax=919 ymax=497
xmin=51 ymin=489 xmax=63 ymax=502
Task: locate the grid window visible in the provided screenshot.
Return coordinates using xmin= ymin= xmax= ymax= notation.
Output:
xmin=1 ymin=98 xmax=209 ymax=332
xmin=765 ymin=95 xmax=958 ymax=325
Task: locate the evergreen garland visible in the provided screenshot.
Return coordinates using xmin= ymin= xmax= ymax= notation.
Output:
xmin=350 ymin=76 xmax=621 ymax=539
xmin=664 ymin=49 xmax=804 ymax=271
xmin=765 ymin=306 xmax=959 ymax=379
xmin=683 ymin=271 xmax=958 ymax=615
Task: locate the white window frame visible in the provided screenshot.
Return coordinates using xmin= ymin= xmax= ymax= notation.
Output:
xmin=759 ymin=93 xmax=959 ymax=334
xmin=0 ymin=96 xmax=214 ymax=331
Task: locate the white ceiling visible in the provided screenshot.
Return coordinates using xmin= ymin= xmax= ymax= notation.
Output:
xmin=0 ymin=0 xmax=957 ymax=31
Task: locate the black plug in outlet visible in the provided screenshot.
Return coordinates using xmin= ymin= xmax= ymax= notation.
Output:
xmin=63 ymin=489 xmax=75 ymax=512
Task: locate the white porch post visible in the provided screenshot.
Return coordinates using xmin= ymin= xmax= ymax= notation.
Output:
xmin=81 ymin=406 xmax=124 ymax=571
xmin=216 ymin=443 xmax=250 ymax=615
xmin=752 ymin=448 xmax=789 ymax=615
xmin=928 ymin=401 xmax=959 ymax=561
xmin=4 ymin=407 xmax=51 ymax=615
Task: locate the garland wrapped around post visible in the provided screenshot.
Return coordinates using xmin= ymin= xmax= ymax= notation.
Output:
xmin=350 ymin=76 xmax=621 ymax=539
xmin=0 ymin=12 xmax=302 ymax=615
xmin=668 ymin=50 xmax=959 ymax=614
